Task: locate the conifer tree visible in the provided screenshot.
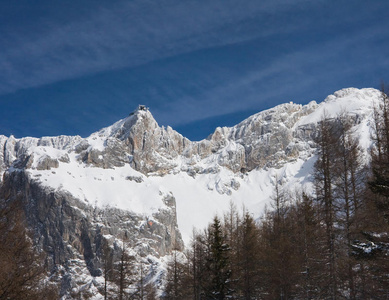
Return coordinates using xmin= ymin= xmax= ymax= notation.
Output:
xmin=222 ymin=202 xmax=240 ymax=295
xmin=113 ymin=236 xmax=135 ymax=300
xmin=292 ymin=191 xmax=325 ymax=299
xmin=99 ymin=242 xmax=114 ymax=300
xmin=206 ymin=216 xmax=231 ymax=300
xmin=189 ymin=229 xmax=209 ymax=300
xmin=314 ymin=116 xmax=339 ymax=299
xmin=236 ymin=212 xmax=261 ymax=299
xmin=370 ymin=85 xmax=389 ymax=219
xmin=258 ymin=181 xmax=300 ymax=299
xmin=363 ymin=85 xmax=389 ymax=297
xmin=144 ymin=282 xmax=158 ymax=300
xmin=163 ymin=248 xmax=191 ymax=300
xmin=332 ymin=114 xmax=365 ymax=299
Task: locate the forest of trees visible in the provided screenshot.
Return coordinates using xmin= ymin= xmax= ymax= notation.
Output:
xmin=163 ymin=89 xmax=389 ymax=299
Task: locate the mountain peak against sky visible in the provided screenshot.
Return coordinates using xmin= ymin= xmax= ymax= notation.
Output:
xmin=95 ymin=104 xmax=158 ymax=140
xmin=0 ymin=1 xmax=388 ymax=142
xmin=0 ymin=87 xmax=384 ymax=245
xmin=90 ymin=87 xmax=380 ymax=147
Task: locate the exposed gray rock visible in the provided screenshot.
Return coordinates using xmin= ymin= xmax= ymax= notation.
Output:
xmin=0 ymin=102 xmax=319 ymax=179
xmin=230 ymin=178 xmax=240 ymax=191
xmin=75 ymin=140 xmax=90 ymax=154
xmin=125 ymin=175 xmax=144 ymax=183
xmin=59 ymin=154 xmax=70 ymax=163
xmin=3 ymin=135 xmax=17 ymax=166
xmin=226 ymin=102 xmax=318 ymax=170
xmin=12 ymin=154 xmax=34 ymax=169
xmin=36 ymin=155 xmax=59 ymax=170
xmin=0 ymin=134 xmax=81 ymax=177
xmin=0 ymin=170 xmax=182 ymax=298
xmin=118 ymin=110 xmax=189 ymax=174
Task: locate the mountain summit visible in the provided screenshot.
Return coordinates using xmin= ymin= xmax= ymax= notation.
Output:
xmin=0 ymin=87 xmax=383 ymax=298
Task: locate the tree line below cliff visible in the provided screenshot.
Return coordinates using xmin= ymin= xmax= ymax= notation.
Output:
xmin=163 ymin=88 xmax=389 ymax=299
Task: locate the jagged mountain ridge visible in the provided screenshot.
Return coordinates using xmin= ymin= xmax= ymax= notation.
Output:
xmin=0 ymin=87 xmax=381 ymax=238
xmin=1 ymin=88 xmax=379 ymax=177
xmin=0 ymin=87 xmax=382 ymax=298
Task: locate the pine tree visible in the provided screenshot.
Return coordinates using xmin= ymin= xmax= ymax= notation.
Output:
xmin=189 ymin=229 xmax=209 ymax=300
xmin=206 ymin=216 xmax=231 ymax=300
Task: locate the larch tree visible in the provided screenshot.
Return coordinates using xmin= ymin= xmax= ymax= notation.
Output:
xmin=0 ymin=199 xmax=58 ymax=300
xmin=370 ymin=85 xmax=389 ymax=219
xmin=163 ymin=248 xmax=191 ymax=300
xmin=291 ymin=191 xmax=325 ymax=299
xmin=236 ymin=212 xmax=261 ymax=299
xmin=314 ymin=116 xmax=339 ymax=299
xmin=222 ymin=201 xmax=240 ymax=295
xmin=365 ymin=84 xmax=389 ymax=297
xmin=258 ymin=180 xmax=300 ymax=300
xmin=113 ymin=235 xmax=135 ymax=300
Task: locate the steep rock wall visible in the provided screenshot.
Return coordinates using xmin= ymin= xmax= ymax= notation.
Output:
xmin=0 ymin=169 xmax=182 ymax=297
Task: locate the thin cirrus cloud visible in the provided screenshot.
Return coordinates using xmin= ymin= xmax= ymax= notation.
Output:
xmin=0 ymin=0 xmax=322 ymax=96
xmin=152 ymin=22 xmax=389 ymax=130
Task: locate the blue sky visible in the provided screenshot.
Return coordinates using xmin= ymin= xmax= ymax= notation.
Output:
xmin=0 ymin=0 xmax=388 ymax=141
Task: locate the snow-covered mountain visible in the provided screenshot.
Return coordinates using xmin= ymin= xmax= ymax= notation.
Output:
xmin=0 ymin=87 xmax=382 ymax=297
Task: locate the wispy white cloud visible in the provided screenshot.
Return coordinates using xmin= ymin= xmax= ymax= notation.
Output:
xmin=153 ymin=23 xmax=389 ymax=127
xmin=0 ymin=0 xmax=321 ymax=95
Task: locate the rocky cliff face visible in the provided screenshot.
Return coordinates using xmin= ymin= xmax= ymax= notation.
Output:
xmin=66 ymin=101 xmax=319 ymax=177
xmin=0 ymin=111 xmax=185 ymax=297
xmin=0 ymin=87 xmax=382 ymax=298
xmin=0 ymin=169 xmax=183 ymax=297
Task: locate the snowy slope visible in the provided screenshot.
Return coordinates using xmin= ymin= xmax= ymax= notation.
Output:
xmin=0 ymin=88 xmax=382 ymax=244
xmin=21 ymin=142 xmax=316 ymax=244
